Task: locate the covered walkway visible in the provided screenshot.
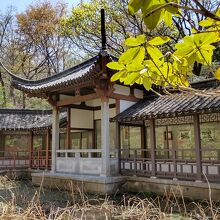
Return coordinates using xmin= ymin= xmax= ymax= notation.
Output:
xmin=115 ymin=92 xmax=220 ymax=183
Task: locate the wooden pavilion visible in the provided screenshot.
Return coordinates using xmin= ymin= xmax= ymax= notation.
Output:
xmin=3 ymin=51 xmax=144 ymax=177
xmin=1 ymin=10 xmax=220 ymax=198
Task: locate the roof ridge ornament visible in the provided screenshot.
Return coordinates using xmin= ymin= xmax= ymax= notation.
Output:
xmin=101 ymin=8 xmax=106 ymax=51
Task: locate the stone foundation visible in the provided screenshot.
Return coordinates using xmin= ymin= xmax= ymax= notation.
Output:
xmin=31 ymin=172 xmax=220 ymax=200
xmin=31 ymin=172 xmax=125 ymax=194
xmin=123 ymin=176 xmax=220 ymax=201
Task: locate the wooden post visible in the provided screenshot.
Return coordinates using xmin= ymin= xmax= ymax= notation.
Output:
xmin=101 ymin=98 xmax=110 ymax=176
xmin=150 ymin=118 xmax=156 ymax=177
xmin=172 ymin=148 xmax=177 ymax=179
xmin=29 ymin=131 xmax=33 ymax=169
xmin=141 ymin=121 xmax=147 ymax=171
xmin=66 ymin=107 xmax=71 ymax=149
xmin=194 ymin=114 xmax=202 ymax=181
xmin=0 ymin=132 xmax=5 ymax=157
xmin=51 ymin=106 xmax=60 ymax=173
xmin=46 ymin=129 xmax=50 ymax=170
xmin=37 ymin=149 xmax=40 ymax=169
xmin=141 ymin=122 xmax=147 ymax=157
xmin=134 ymin=149 xmax=137 ymax=175
xmin=93 ymin=115 xmax=96 ymax=149
xmin=115 ymin=99 xmax=120 ymax=174
xmin=118 ymin=123 xmax=121 ymax=174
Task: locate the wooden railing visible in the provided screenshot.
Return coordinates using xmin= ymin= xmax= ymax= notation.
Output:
xmin=0 ymin=150 xmax=51 ymax=170
xmin=31 ymin=149 xmax=51 ymax=170
xmin=0 ymin=150 xmax=30 ymax=169
xmin=120 ymin=148 xmax=220 ymax=182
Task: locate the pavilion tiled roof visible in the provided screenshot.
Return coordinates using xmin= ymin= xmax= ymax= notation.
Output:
xmin=1 ymin=56 xmax=100 ymax=94
xmin=114 ymin=93 xmax=220 ymax=122
xmin=0 ymin=109 xmax=66 ymax=130
xmin=1 ymin=51 xmax=118 ymax=95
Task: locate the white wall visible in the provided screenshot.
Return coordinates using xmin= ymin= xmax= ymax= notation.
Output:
xmin=71 ymin=109 xmax=93 ymax=129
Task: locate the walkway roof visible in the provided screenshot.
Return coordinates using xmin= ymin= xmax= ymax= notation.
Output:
xmin=114 ymin=92 xmax=220 ymax=122
xmin=0 ymin=109 xmax=66 ymax=131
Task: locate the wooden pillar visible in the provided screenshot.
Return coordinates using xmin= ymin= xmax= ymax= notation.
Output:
xmin=115 ymin=99 xmax=120 ymax=149
xmin=29 ymin=131 xmax=33 ymax=169
xmin=51 ymin=106 xmax=59 ymax=173
xmin=193 ymin=114 xmax=202 ymax=181
xmin=101 ymin=98 xmax=110 ymax=176
xmin=93 ymin=114 xmax=96 ymax=149
xmin=141 ymin=121 xmax=147 ymax=157
xmin=118 ymin=123 xmax=121 ymax=174
xmin=0 ymin=132 xmax=5 ymax=156
xmin=66 ymin=107 xmax=71 ymax=149
xmin=150 ymin=118 xmax=156 ymax=177
xmin=141 ymin=121 xmax=147 ymax=172
xmin=46 ymin=128 xmax=50 ymax=170
xmin=115 ymin=99 xmax=120 ymax=174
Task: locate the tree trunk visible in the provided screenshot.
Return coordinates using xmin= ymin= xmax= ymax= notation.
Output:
xmin=0 ymin=72 xmax=7 ymax=107
xmin=22 ymin=92 xmax=26 ymax=109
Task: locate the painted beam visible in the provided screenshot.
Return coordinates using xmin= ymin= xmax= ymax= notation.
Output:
xmin=56 ymin=93 xmax=99 ymax=107
xmin=109 ymin=93 xmax=140 ymax=102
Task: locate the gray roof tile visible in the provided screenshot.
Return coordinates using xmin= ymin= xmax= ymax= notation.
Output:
xmin=115 ymin=93 xmax=220 ymax=122
xmin=0 ymin=109 xmax=66 ymax=130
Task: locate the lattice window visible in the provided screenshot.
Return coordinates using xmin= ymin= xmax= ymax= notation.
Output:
xmin=145 ymin=116 xmax=193 ymax=126
xmin=200 ymin=113 xmax=220 ymax=123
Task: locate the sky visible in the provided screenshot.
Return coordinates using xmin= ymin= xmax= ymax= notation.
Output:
xmin=1 ymin=0 xmax=82 ymax=13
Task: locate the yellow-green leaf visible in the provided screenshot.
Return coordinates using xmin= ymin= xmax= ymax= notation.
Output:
xmin=128 ymin=0 xmax=142 ymax=15
xmin=126 ymin=63 xmax=145 ymax=72
xmin=124 ymin=35 xmax=146 ymax=47
xmin=194 ymin=32 xmax=218 ymax=45
xmin=111 ymin=70 xmax=127 ymax=82
xmin=148 ymin=36 xmax=171 ymax=45
xmin=166 ymin=4 xmax=178 ymax=14
xmin=214 ymin=67 xmax=220 ymax=80
xmin=133 ymin=46 xmax=146 ymax=64
xmin=147 ymin=46 xmax=163 ymax=62
xmin=144 ymin=6 xmax=163 ymax=30
xmin=164 ymin=10 xmax=173 ymax=26
xmin=199 ymin=19 xmax=214 ymax=27
xmin=107 ymin=62 xmax=124 ymax=70
xmin=119 ymin=46 xmax=140 ymax=64
xmin=143 ymin=78 xmax=152 ymax=90
xmin=124 ymin=72 xmax=140 ymax=85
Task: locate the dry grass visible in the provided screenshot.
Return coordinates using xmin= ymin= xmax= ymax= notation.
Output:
xmin=0 ymin=176 xmax=219 ymax=219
